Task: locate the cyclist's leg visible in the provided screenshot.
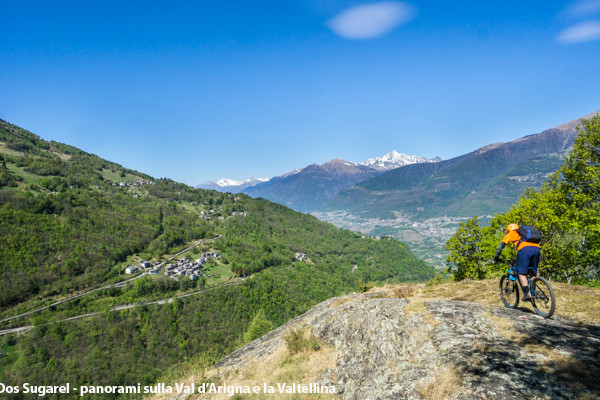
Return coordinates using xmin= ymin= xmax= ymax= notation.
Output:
xmin=516 ymin=249 xmax=529 ymax=286
xmin=530 ymin=247 xmax=540 ymax=276
xmin=517 ymin=248 xmax=535 ymax=299
xmin=528 ymin=247 xmax=541 ymax=296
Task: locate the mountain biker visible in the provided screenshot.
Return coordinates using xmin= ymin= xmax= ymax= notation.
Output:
xmin=493 ymin=223 xmax=541 ymax=301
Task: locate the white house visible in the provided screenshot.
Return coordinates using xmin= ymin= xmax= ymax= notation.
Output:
xmin=125 ymin=266 xmax=138 ymax=274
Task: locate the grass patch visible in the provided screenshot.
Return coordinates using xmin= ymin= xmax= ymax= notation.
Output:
xmin=0 ymin=143 xmax=26 ymax=157
xmin=390 ymin=286 xmax=416 ymax=299
xmin=417 ymin=364 xmax=463 ymax=400
xmin=160 ymin=333 xmax=337 ymax=400
xmin=354 ymin=279 xmax=376 ymax=293
xmin=329 ymin=298 xmax=352 ymax=308
xmin=5 ymin=163 xmax=42 ymax=186
xmin=205 ymin=262 xmax=235 ymax=285
xmin=425 ymin=272 xmax=452 ymax=286
xmin=0 ymin=340 xmax=20 ymax=368
xmin=400 ymin=278 xmax=600 ymax=324
xmin=99 ymin=168 xmax=143 ymax=183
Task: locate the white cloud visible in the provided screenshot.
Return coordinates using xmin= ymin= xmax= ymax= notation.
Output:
xmin=568 ymin=0 xmax=600 ymax=17
xmin=558 ymin=20 xmax=600 ymax=43
xmin=327 ymin=1 xmax=416 ymax=40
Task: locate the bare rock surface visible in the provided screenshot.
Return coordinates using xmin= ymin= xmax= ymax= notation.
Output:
xmin=210 ymin=292 xmax=600 ymax=400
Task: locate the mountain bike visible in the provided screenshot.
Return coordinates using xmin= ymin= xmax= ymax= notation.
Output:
xmin=498 ymin=260 xmax=556 ymax=318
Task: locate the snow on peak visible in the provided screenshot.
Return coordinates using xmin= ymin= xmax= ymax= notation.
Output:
xmin=215 ymin=178 xmax=243 ymax=187
xmin=213 ymin=177 xmax=270 ymax=187
xmin=360 ymin=150 xmax=439 ymax=171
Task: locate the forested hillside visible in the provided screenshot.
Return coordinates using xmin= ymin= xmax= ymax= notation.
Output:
xmin=0 ymin=120 xmax=215 ymax=307
xmin=0 ymin=119 xmax=434 ymax=398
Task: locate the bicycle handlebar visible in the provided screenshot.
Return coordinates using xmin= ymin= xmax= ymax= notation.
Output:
xmin=494 ymin=258 xmax=515 ymax=266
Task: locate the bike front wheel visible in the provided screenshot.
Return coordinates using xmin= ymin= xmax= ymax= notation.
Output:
xmin=530 ymin=276 xmax=556 ymax=318
xmin=500 ymin=274 xmax=519 ymax=309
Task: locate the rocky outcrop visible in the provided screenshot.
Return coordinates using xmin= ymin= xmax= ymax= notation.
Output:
xmin=203 ymin=291 xmax=600 ymax=400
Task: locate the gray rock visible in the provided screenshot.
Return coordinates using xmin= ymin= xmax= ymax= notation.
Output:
xmin=207 ymin=293 xmax=600 ymax=400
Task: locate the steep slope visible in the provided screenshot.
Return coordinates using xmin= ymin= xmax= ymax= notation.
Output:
xmin=325 ymin=111 xmax=598 ymax=219
xmin=0 ymin=118 xmax=434 ymax=308
xmin=0 ymin=118 xmax=435 ymax=396
xmin=161 ymin=282 xmax=600 ymax=400
xmin=0 ymin=120 xmax=206 ymax=307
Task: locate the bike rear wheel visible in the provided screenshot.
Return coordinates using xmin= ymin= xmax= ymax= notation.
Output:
xmin=500 ymin=274 xmax=519 ymax=309
xmin=530 ymin=276 xmax=555 ymax=318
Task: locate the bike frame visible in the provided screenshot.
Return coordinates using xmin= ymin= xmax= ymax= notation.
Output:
xmin=501 ymin=259 xmax=555 ymax=318
xmin=506 ymin=264 xmax=536 ymax=295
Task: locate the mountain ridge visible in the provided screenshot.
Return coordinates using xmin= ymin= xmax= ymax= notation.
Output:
xmin=324 ymin=110 xmax=600 ymax=219
xmin=313 ymin=110 xmax=599 ymax=268
xmin=241 ymin=151 xmax=438 ymax=212
xmin=197 ymin=151 xmax=438 ymax=198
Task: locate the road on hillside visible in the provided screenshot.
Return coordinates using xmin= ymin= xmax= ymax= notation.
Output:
xmin=0 ymin=278 xmax=240 ymax=337
xmin=0 ymin=235 xmax=221 ymax=324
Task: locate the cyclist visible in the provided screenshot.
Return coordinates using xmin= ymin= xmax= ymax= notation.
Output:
xmin=493 ymin=223 xmax=541 ymax=301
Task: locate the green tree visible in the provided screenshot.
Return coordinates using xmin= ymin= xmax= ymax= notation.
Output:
xmin=242 ymin=309 xmax=275 ymax=344
xmin=445 ymin=216 xmax=486 ymax=280
xmin=553 ymin=115 xmax=600 ymax=281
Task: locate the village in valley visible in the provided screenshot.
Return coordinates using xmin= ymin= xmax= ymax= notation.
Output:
xmin=103 ymin=178 xmax=253 ymax=283
xmin=125 ymin=251 xmax=222 ymax=281
xmin=116 ymin=189 xmax=240 ymax=282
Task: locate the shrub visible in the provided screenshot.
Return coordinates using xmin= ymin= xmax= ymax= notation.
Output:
xmin=242 ymin=309 xmax=275 ymax=344
xmin=283 ymin=327 xmax=321 ymax=355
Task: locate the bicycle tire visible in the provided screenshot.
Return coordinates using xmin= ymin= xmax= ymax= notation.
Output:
xmin=530 ymin=276 xmax=556 ymax=318
xmin=499 ymin=274 xmax=519 ymax=309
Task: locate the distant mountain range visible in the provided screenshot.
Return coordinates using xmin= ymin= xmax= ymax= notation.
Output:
xmin=197 ymin=151 xmax=439 ymax=211
xmin=243 ymin=159 xmax=383 ymax=212
xmin=311 ymin=110 xmax=599 ymax=268
xmin=324 ymin=110 xmax=599 ymax=220
xmin=199 ymin=109 xmax=598 ymax=226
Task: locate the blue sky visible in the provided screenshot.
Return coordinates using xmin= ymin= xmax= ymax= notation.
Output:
xmin=1 ymin=0 xmax=600 ymax=185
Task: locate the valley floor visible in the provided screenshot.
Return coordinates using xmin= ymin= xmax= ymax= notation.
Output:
xmin=312 ymin=210 xmax=483 ymax=269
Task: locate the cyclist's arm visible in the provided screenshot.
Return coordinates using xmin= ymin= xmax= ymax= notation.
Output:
xmin=493 ymin=242 xmax=506 ymax=262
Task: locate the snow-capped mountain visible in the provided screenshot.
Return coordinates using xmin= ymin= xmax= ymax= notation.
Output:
xmin=360 ymin=150 xmax=441 ymax=171
xmin=196 ymin=151 xmax=440 ymax=201
xmin=215 ymin=178 xmax=270 ymax=187
xmin=196 ymin=177 xmax=270 ymax=193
